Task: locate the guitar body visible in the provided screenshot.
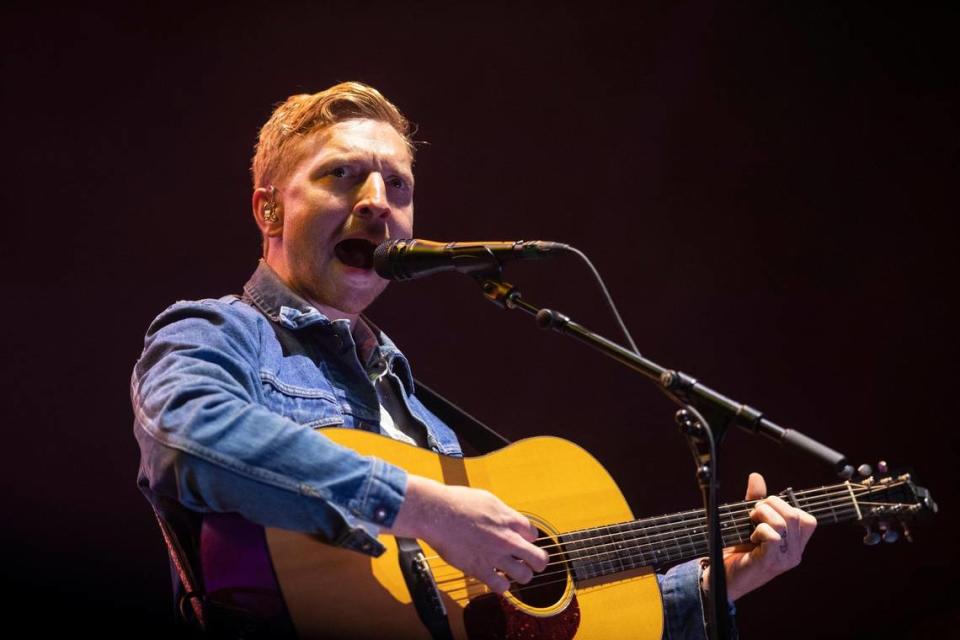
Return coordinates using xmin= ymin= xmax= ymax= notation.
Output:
xmin=266 ymin=429 xmax=663 ymax=639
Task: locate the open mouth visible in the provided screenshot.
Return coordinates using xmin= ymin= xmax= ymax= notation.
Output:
xmin=334 ymin=238 xmax=378 ymax=270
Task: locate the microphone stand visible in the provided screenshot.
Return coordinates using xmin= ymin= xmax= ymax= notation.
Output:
xmin=472 ymin=272 xmax=853 ymax=640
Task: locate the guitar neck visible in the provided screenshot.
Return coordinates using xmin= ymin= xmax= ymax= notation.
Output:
xmin=559 ymin=479 xmax=892 ymax=581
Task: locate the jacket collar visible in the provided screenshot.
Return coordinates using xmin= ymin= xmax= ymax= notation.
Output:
xmin=243 ymin=260 xmax=333 ymax=330
xmin=242 ymin=260 xmax=416 ymax=393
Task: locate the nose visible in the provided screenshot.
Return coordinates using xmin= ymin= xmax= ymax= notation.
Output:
xmin=353 ymin=172 xmax=390 ymax=219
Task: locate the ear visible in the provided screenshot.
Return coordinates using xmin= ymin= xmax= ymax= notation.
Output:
xmin=252 ymin=186 xmax=283 ymax=238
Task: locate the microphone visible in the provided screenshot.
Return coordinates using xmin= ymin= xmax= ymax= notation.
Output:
xmin=373 ymin=239 xmax=570 ymax=281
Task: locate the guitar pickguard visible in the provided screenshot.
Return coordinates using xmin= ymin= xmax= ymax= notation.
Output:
xmin=463 ymin=593 xmax=580 ymax=640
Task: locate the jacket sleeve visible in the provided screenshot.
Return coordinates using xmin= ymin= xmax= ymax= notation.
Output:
xmin=131 ymin=299 xmax=407 ymax=556
xmin=658 ymin=559 xmax=738 ymax=640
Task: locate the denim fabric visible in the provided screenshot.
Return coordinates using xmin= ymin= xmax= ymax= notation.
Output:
xmin=133 ymin=260 xmax=719 ymax=637
xmin=132 ymin=261 xmax=460 ymax=556
xmin=659 ymin=559 xmax=737 ymax=640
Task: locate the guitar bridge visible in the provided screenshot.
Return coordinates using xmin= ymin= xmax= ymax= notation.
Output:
xmin=396 ymin=537 xmax=452 ymax=640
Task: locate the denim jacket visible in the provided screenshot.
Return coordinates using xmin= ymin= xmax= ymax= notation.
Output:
xmin=132 ymin=261 xmax=728 ymax=639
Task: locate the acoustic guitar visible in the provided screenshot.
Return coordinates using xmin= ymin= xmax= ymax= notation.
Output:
xmin=266 ymin=429 xmax=935 ymax=639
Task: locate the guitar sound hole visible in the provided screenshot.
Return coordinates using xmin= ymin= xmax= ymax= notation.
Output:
xmin=508 ymin=528 xmax=568 ymax=608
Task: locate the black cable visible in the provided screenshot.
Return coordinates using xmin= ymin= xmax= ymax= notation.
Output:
xmin=562 ymin=245 xmax=641 ymax=356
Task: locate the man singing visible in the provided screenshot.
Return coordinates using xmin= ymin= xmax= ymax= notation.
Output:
xmin=132 ymin=82 xmax=816 ymax=638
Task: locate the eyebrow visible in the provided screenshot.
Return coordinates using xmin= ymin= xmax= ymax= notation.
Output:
xmin=313 ymin=152 xmax=414 ymax=183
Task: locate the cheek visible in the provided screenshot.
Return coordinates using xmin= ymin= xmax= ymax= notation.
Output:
xmin=287 ymin=202 xmax=344 ymax=241
xmin=392 ymin=210 xmax=414 ymax=237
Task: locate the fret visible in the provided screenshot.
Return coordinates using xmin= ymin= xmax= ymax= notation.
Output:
xmin=636 ymin=509 xmax=705 ymax=568
xmin=717 ymin=503 xmax=735 ymax=548
xmin=667 ymin=513 xmax=686 ymax=563
xmin=725 ymin=503 xmax=747 ymax=547
xmin=648 ymin=516 xmax=674 ymax=564
xmin=556 ymin=478 xmax=923 ymax=585
xmin=610 ymin=522 xmax=632 ymax=572
xmin=725 ymin=506 xmax=738 ymax=548
xmin=577 ymin=530 xmax=600 ymax=580
xmin=638 ymin=515 xmax=664 ymax=568
xmin=785 ymin=487 xmax=799 ymax=508
xmin=572 ymin=484 xmax=863 ymax=579
xmin=686 ymin=513 xmax=707 ymax=559
xmin=560 ymin=529 xmax=589 ymax=581
xmin=597 ymin=526 xmax=617 ymax=576
xmin=682 ymin=511 xmax=698 ymax=560
xmin=826 ymin=487 xmax=841 ymax=524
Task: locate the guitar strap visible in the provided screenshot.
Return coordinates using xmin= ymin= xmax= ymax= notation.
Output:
xmin=410 ymin=378 xmax=512 ymax=454
xmin=251 ymin=306 xmax=511 ymax=638
xmin=147 ymin=295 xmax=513 ymax=636
xmin=141 ymin=487 xmax=207 ymax=629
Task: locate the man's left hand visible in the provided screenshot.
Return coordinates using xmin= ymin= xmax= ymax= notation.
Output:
xmin=704 ymin=472 xmax=818 ymax=602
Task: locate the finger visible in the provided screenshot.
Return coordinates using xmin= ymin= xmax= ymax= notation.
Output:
xmin=478 ymin=568 xmax=511 ymax=595
xmin=762 ymin=496 xmax=805 ymax=546
xmin=798 ymin=511 xmax=818 ymax=547
xmin=751 ymin=501 xmax=788 ymax=535
xmin=759 ymin=496 xmax=817 ymax=549
xmin=500 ymin=556 xmax=534 ymax=585
xmin=761 ymin=495 xmax=797 ymax=517
xmin=512 ymin=517 xmax=539 ymax=542
xmin=508 ymin=534 xmax=549 ymax=572
xmin=750 ymin=522 xmax=782 ymax=546
xmin=744 ymin=472 xmax=767 ymax=500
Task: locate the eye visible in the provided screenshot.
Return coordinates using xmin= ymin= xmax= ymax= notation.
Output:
xmin=330 ymin=166 xmax=348 ymax=178
xmin=388 ymin=176 xmax=409 ymax=190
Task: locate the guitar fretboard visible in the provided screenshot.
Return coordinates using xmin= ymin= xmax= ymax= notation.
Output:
xmin=557 ymin=478 xmax=912 ymax=582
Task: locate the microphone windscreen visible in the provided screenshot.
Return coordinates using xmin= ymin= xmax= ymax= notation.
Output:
xmin=373 ymin=239 xmax=414 ymax=280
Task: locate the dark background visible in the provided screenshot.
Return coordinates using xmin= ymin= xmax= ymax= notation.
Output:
xmin=2 ymin=2 xmax=957 ymax=637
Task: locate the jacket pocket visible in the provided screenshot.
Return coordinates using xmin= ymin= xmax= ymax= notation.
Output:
xmin=260 ymin=370 xmax=344 ymax=428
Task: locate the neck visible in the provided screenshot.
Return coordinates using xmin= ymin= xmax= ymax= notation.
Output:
xmin=303 ymin=297 xmax=360 ymax=326
xmin=261 ymin=256 xmax=362 ymax=326
xmin=557 ymin=479 xmax=891 ymax=583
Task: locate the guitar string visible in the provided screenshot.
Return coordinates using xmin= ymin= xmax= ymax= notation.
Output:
xmin=429 ymin=491 xmax=915 ymax=593
xmin=427 ymin=498 xmax=870 ymax=591
xmin=422 ymin=482 xmax=908 ymax=588
xmin=432 ymin=494 xmax=915 ymax=602
xmin=421 ymin=481 xmax=893 ymax=568
xmin=427 ymin=491 xmax=892 ymax=587
xmin=430 ymin=502 xmax=862 ymax=590
xmin=523 ymin=489 xmax=906 ymax=569
xmin=434 ymin=502 xmax=888 ymax=603
xmin=436 ymin=503 xmax=893 ymax=603
xmin=421 ymin=481 xmax=885 ymax=564
xmin=435 ymin=507 xmax=859 ymax=604
xmin=529 ymin=488 xmax=865 ymax=555
xmin=424 ymin=490 xmax=876 ymax=587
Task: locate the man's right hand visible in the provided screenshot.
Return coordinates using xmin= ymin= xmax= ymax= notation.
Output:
xmin=387 ymin=474 xmax=549 ymax=594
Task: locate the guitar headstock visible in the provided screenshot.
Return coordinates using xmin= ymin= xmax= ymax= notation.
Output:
xmin=850 ymin=461 xmax=938 ymax=545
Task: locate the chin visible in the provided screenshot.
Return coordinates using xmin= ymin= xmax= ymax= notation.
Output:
xmin=335 ymin=279 xmax=388 ymax=314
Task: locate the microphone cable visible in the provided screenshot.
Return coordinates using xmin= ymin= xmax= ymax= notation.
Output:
xmin=560 ymin=245 xmax=641 ymax=356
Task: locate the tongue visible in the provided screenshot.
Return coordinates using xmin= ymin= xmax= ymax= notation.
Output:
xmin=334 ymin=239 xmax=376 ymax=270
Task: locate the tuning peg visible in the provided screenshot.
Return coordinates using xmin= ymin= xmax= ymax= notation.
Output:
xmin=862 ymin=525 xmax=881 ymax=546
xmin=857 ymin=463 xmax=873 ymax=478
xmin=877 ymin=460 xmax=889 ymax=474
